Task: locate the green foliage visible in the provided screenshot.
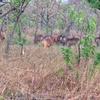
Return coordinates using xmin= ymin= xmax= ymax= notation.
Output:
xmin=11 ymin=0 xmax=30 ymax=15
xmin=93 ymin=52 xmax=100 ymax=66
xmin=30 ymin=21 xmax=36 ymax=26
xmin=75 ymin=10 xmax=86 ymax=24
xmin=0 ymin=96 xmax=4 ymax=100
xmin=19 ymin=17 xmax=27 ymax=23
xmin=80 ymin=16 xmax=96 ymax=61
xmin=67 ymin=5 xmax=97 ymax=32
xmin=86 ymin=16 xmax=97 ymax=33
xmin=67 ymin=6 xmax=86 ymax=30
xmin=61 ymin=7 xmax=98 ymax=73
xmin=68 ymin=6 xmax=77 ymax=21
xmin=0 ymin=20 xmax=2 ymax=26
xmin=12 ymin=34 xmax=28 ymax=45
xmin=80 ymin=33 xmax=96 ymax=61
xmin=12 ymin=0 xmax=21 ymax=4
xmin=12 ymin=0 xmax=29 ymax=4
xmin=55 ymin=19 xmax=63 ymax=29
xmin=8 ymin=23 xmax=15 ymax=30
xmin=68 ymin=66 xmax=72 ymax=71
xmin=87 ymin=0 xmax=100 ymax=9
xmin=15 ymin=24 xmax=20 ymax=32
xmin=61 ymin=47 xmax=72 ymax=65
xmin=61 ymin=46 xmax=79 ymax=70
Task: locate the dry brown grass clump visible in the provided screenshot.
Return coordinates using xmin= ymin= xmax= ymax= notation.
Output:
xmin=0 ymin=45 xmax=100 ymax=100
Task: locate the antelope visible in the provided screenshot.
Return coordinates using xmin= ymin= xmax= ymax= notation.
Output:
xmin=52 ymin=34 xmax=59 ymax=42
xmin=95 ymin=36 xmax=100 ymax=46
xmin=57 ymin=34 xmax=69 ymax=46
xmin=60 ymin=35 xmax=68 ymax=46
xmin=66 ymin=37 xmax=80 ymax=47
xmin=41 ymin=36 xmax=55 ymax=48
xmin=34 ymin=34 xmax=43 ymax=44
xmin=0 ymin=31 xmax=6 ymax=43
xmin=57 ymin=34 xmax=65 ymax=45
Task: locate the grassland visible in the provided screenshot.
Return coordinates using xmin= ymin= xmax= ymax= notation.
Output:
xmin=0 ymin=44 xmax=100 ymax=100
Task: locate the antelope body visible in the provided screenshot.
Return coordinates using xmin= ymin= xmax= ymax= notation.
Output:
xmin=66 ymin=38 xmax=80 ymax=47
xmin=57 ymin=34 xmax=65 ymax=45
xmin=52 ymin=34 xmax=59 ymax=42
xmin=41 ymin=36 xmax=55 ymax=48
xmin=60 ymin=35 xmax=68 ymax=46
xmin=34 ymin=34 xmax=43 ymax=44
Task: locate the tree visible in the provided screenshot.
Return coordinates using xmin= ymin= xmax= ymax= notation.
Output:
xmin=32 ymin=0 xmax=61 ymax=34
xmin=87 ymin=0 xmax=100 ymax=10
xmin=0 ymin=0 xmax=31 ymax=59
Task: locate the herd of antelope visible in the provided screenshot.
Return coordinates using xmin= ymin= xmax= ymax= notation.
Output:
xmin=34 ymin=33 xmax=100 ymax=48
xmin=0 ymin=30 xmax=100 ymax=48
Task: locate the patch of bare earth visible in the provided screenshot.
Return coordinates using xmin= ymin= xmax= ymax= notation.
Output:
xmin=0 ymin=44 xmax=100 ymax=100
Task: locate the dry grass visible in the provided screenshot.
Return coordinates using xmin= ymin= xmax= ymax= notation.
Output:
xmin=0 ymin=44 xmax=100 ymax=100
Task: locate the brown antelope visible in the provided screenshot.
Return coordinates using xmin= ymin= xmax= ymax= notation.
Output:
xmin=66 ymin=37 xmax=80 ymax=47
xmin=95 ymin=36 xmax=100 ymax=46
xmin=56 ymin=34 xmax=65 ymax=45
xmin=34 ymin=34 xmax=43 ymax=44
xmin=49 ymin=36 xmax=55 ymax=45
xmin=41 ymin=38 xmax=51 ymax=48
xmin=57 ymin=34 xmax=69 ymax=46
xmin=41 ymin=36 xmax=55 ymax=48
xmin=60 ymin=35 xmax=68 ymax=46
xmin=0 ymin=31 xmax=6 ymax=43
xmin=67 ymin=37 xmax=81 ymax=63
xmin=52 ymin=34 xmax=59 ymax=42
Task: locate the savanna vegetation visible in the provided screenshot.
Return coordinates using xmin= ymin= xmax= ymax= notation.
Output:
xmin=0 ymin=0 xmax=100 ymax=100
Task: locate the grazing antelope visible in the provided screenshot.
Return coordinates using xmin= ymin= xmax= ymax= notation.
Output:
xmin=66 ymin=38 xmax=80 ymax=47
xmin=95 ymin=36 xmax=100 ymax=46
xmin=34 ymin=34 xmax=43 ymax=44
